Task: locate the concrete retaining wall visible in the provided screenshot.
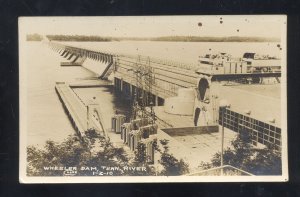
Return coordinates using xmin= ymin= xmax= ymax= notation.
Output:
xmin=161 ymin=125 xmax=219 ymax=136
xmin=164 ymin=88 xmax=195 ymax=115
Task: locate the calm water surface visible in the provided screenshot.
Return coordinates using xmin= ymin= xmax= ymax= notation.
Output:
xmin=26 ymin=42 xmax=96 ymax=146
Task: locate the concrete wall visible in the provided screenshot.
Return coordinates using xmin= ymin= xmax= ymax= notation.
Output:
xmin=164 ymin=88 xmax=195 ymax=115
xmin=81 ymin=58 xmax=109 ymax=77
xmin=161 ymin=125 xmax=219 ymax=136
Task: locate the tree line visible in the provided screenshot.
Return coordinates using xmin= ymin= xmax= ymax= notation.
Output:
xmin=45 ymin=34 xmax=279 ymax=42
xmin=199 ymin=131 xmax=282 ymax=175
xmin=151 ymin=36 xmax=279 ymax=42
xmin=27 ymin=129 xmax=189 ymax=176
xmin=46 ymin=35 xmax=113 ymax=42
xmin=27 ymin=128 xmax=281 ymax=176
xmin=26 ymin=33 xmax=43 ymax=41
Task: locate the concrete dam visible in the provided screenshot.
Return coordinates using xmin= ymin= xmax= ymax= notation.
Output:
xmin=47 ymin=41 xmax=283 ymax=168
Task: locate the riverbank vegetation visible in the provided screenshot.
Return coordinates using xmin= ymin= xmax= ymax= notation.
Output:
xmin=26 ymin=33 xmax=43 ymax=41
xmin=199 ymin=131 xmax=282 ymax=175
xmin=27 ymin=129 xmax=189 ymax=176
xmin=45 ymin=34 xmax=279 ymax=42
xmin=46 ymin=35 xmax=112 ymax=42
xmin=151 ymin=36 xmax=279 ymax=42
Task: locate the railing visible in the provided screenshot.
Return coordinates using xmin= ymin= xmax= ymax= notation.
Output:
xmin=187 ymin=165 xmax=254 ymax=176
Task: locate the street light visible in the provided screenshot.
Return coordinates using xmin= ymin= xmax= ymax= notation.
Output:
xmin=219 ymin=99 xmax=229 ymax=175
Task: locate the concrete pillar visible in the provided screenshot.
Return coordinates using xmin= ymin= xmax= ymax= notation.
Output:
xmin=72 ymin=55 xmax=79 ymax=63
xmin=115 ymin=78 xmax=122 ymax=92
xmin=130 ymin=84 xmax=133 ymax=98
xmin=64 ymin=52 xmax=69 ymax=58
xmin=120 ymin=79 xmax=123 ymax=92
xmin=114 ymin=78 xmax=117 ymax=89
xmin=115 ymin=78 xmax=118 ymax=90
xmin=61 ymin=50 xmax=66 ymax=56
xmin=67 ymin=54 xmax=74 ymax=60
xmin=155 ymin=95 xmax=158 ymax=106
xmin=125 ymin=82 xmax=130 ymax=96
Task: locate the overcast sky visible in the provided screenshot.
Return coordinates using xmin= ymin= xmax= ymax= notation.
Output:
xmin=19 ymin=15 xmax=286 ymax=38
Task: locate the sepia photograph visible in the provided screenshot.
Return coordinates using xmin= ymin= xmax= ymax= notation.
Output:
xmin=19 ymin=16 xmax=287 ymax=183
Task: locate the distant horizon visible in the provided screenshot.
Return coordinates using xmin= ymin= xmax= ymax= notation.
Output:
xmin=20 ymin=16 xmax=285 ymax=39
xmin=28 ymin=33 xmax=281 ymax=40
xmin=27 ymin=33 xmax=280 ymax=42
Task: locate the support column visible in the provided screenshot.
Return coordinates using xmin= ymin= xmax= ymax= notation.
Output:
xmin=120 ymin=79 xmax=123 ymax=93
xmin=67 ymin=54 xmax=74 ymax=60
xmin=64 ymin=52 xmax=69 ymax=58
xmin=130 ymin=84 xmax=133 ymax=98
xmin=61 ymin=50 xmax=66 ymax=56
xmin=114 ymin=78 xmax=119 ymax=91
xmin=155 ymin=95 xmax=158 ymax=106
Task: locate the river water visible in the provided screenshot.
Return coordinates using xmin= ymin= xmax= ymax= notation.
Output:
xmin=26 ymin=42 xmax=96 ymax=146
xmin=25 ymin=41 xmax=281 ymax=146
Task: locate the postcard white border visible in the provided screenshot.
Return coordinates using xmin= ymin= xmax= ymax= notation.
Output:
xmin=19 ymin=15 xmax=288 ymax=183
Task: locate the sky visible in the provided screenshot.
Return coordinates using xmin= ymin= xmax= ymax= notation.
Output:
xmin=19 ymin=15 xmax=286 ymax=38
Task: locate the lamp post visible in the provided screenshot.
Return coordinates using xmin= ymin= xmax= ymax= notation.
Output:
xmin=219 ymin=99 xmax=229 ymax=175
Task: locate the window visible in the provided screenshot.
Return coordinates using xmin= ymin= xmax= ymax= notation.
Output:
xmin=219 ymin=108 xmax=282 ymax=150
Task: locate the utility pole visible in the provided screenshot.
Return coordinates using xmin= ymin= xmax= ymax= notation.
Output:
xmin=219 ymin=99 xmax=229 ymax=176
xmin=87 ymin=105 xmax=89 ymax=130
xmin=221 ymin=106 xmax=224 ymax=175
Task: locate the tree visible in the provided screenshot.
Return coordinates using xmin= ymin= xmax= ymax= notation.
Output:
xmin=134 ymin=142 xmax=147 ymax=164
xmin=157 ymin=139 xmax=189 ymax=176
xmin=27 ymin=135 xmax=90 ymax=176
xmin=245 ymin=144 xmax=282 ymax=175
xmin=27 ymin=129 xmax=137 ymax=176
xmin=27 ymin=129 xmax=191 ymax=176
xmin=26 ymin=33 xmax=43 ymax=41
xmin=199 ymin=131 xmax=282 ymax=175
